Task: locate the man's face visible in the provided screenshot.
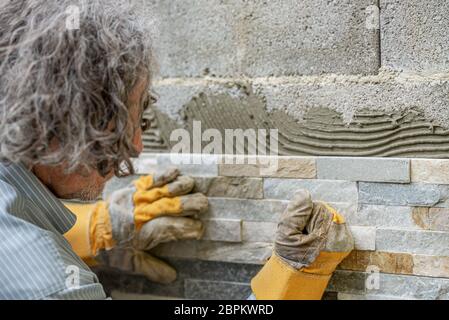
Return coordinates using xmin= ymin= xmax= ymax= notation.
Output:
xmin=32 ymin=76 xmax=149 ymax=200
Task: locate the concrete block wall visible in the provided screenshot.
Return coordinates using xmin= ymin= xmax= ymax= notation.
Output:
xmin=96 ymin=155 xmax=449 ymax=300
xmin=137 ymin=0 xmax=449 ymax=158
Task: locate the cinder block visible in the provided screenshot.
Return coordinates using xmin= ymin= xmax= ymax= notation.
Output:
xmin=184 ymin=279 xmax=252 ymax=300
xmin=242 ymin=0 xmax=379 ymax=76
xmin=148 ymin=0 xmax=379 ymax=77
xmin=381 ymin=0 xmax=449 ymax=73
xmin=411 ymin=159 xmax=449 ymax=184
xmin=358 ymin=182 xmax=441 ymax=206
xmin=202 ymin=219 xmax=242 ymax=243
xmin=193 ymin=177 xmax=263 ymax=199
xmin=349 ymin=226 xmax=376 ymax=251
xmin=264 ymin=179 xmax=358 ymax=203
xmin=317 ymin=157 xmax=410 ymax=183
xmin=376 ymin=228 xmax=449 ymax=256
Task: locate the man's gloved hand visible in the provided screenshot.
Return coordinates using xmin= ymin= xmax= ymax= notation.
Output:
xmin=63 ymin=168 xmax=208 ymax=284
xmin=251 ymin=189 xmax=354 ymax=300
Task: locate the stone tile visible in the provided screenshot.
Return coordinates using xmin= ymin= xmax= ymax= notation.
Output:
xmin=167 ymin=258 xmax=261 ymax=283
xmin=140 ymin=278 xmax=186 ymax=298
xmin=330 ymin=270 xmax=449 ymax=299
xmin=242 ymin=221 xmax=277 ymax=243
xmin=346 ymin=204 xmax=417 ymax=229
xmin=376 ymin=228 xmax=449 ymax=256
xmin=111 ymin=291 xmax=184 ymax=300
xmin=337 ymin=293 xmax=415 ymax=300
xmin=207 ymin=198 xmax=287 ymax=222
xmin=152 ymin=240 xmax=273 ymax=265
xmin=413 ymin=255 xmax=449 ymax=278
xmin=412 ymin=207 xmax=449 ymax=231
xmin=184 ymin=279 xmax=252 ymax=300
xmin=196 ymin=241 xmax=273 ymax=265
xmin=327 ymin=270 xmax=367 ymax=294
xmin=317 ymin=157 xmax=410 ymax=183
xmin=265 ymin=157 xmax=316 ymax=179
xmin=219 ymin=163 xmax=261 ymax=178
xmin=376 ymin=273 xmax=449 ymax=300
xmin=358 ymin=182 xmax=441 ymax=206
xmin=339 ymin=251 xmax=414 ymax=275
xmin=202 ymin=219 xmax=242 ymax=243
xmin=220 ymin=156 xmax=316 ymax=179
xmin=328 ymin=202 xmax=358 ymax=222
xmin=349 ymin=226 xmax=376 ymax=251
xmin=134 ymin=153 xmax=219 ymax=177
xmin=193 ymin=177 xmax=263 ymax=199
xmin=151 ymin=240 xmax=199 ymax=260
xmin=264 ymin=179 xmax=358 ymax=203
xmin=411 ymin=159 xmax=449 ymax=184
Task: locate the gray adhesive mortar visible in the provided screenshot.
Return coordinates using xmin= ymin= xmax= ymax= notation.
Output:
xmin=152 ymin=68 xmax=449 ymax=128
xmin=146 ymin=72 xmax=449 ymax=157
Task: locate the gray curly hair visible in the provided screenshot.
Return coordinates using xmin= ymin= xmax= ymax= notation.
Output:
xmin=0 ymin=0 xmax=154 ymax=176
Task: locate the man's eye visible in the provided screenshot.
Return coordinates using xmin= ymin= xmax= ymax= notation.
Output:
xmin=143 ymin=98 xmax=150 ymax=111
xmin=149 ymin=92 xmax=158 ymax=105
xmin=141 ymin=118 xmax=151 ymax=132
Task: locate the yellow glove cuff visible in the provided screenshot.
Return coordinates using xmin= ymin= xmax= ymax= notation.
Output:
xmin=89 ymin=201 xmax=115 ymax=255
xmin=64 ymin=201 xmax=115 ymax=264
xmin=251 ymin=251 xmax=351 ymax=300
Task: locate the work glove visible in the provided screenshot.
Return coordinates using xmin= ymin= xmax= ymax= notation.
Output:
xmin=251 ymin=189 xmax=354 ymax=300
xmin=63 ymin=168 xmax=208 ymax=284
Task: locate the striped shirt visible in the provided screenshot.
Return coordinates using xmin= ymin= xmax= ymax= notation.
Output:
xmin=0 ymin=161 xmax=107 ymax=300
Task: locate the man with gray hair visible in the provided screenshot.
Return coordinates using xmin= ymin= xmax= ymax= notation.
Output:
xmin=0 ymin=0 xmax=209 ymax=299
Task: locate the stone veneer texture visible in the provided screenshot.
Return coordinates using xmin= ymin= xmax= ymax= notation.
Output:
xmin=95 ymin=154 xmax=449 ymax=300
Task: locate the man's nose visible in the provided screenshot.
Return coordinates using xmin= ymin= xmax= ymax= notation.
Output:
xmin=133 ymin=130 xmax=144 ymax=155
